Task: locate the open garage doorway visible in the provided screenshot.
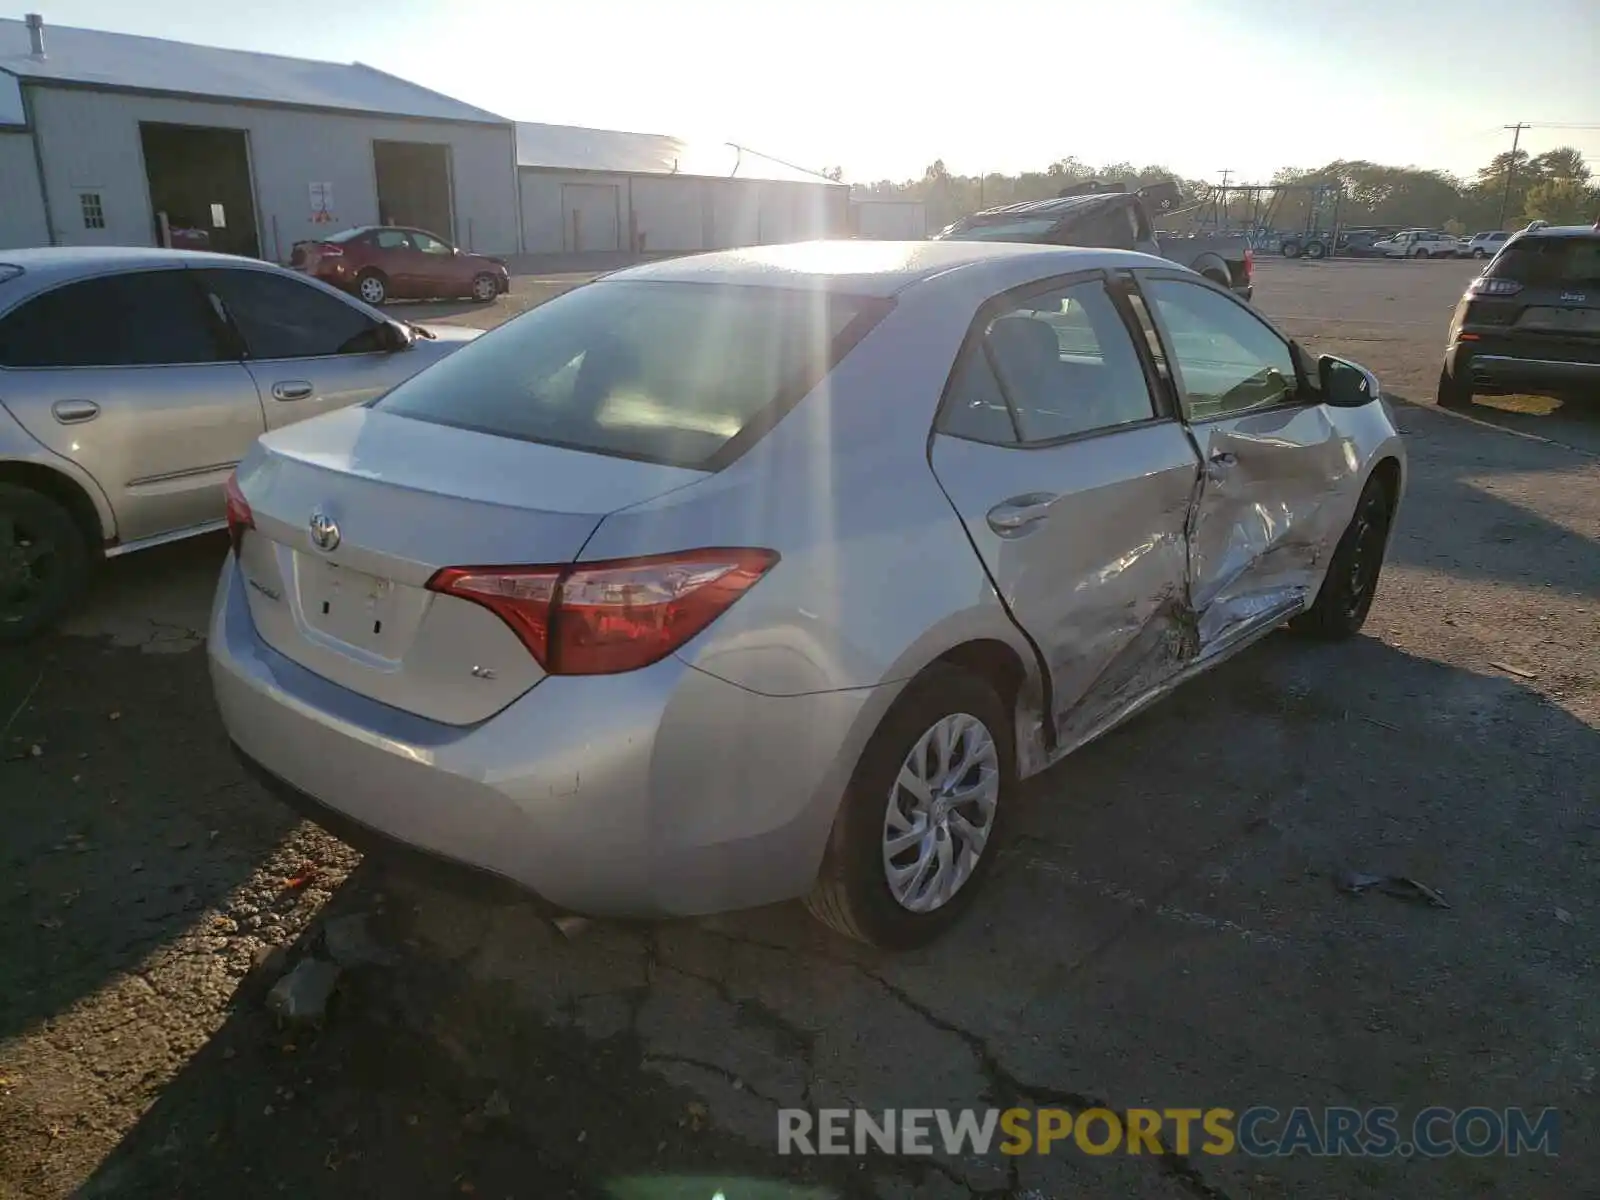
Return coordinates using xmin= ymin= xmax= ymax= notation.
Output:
xmin=373 ymin=140 xmax=455 ymax=242
xmin=139 ymin=123 xmax=259 ymax=257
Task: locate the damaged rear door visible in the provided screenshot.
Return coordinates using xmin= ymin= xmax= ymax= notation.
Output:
xmin=929 ymin=272 xmax=1202 ymax=753
xmin=1131 ymin=271 xmax=1355 ymax=650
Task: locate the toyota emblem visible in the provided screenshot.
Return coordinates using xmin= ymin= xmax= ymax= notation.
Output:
xmin=308 ymin=509 xmax=341 ymax=552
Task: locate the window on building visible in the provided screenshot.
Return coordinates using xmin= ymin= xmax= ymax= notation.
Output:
xmin=79 ymin=192 xmax=106 ymax=231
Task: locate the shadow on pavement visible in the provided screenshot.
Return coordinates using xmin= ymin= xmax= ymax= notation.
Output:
xmin=0 ymin=628 xmax=301 ymax=1051
xmin=74 ymin=625 xmax=1599 ymax=1200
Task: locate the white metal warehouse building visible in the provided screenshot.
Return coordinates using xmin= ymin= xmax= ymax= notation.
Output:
xmin=515 ymin=121 xmax=849 ymax=255
xmin=0 ymin=13 xmax=521 ymax=258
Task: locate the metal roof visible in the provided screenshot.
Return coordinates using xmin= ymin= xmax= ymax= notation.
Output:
xmin=515 ymin=121 xmax=841 ymax=186
xmin=0 ymin=17 xmax=509 ymax=124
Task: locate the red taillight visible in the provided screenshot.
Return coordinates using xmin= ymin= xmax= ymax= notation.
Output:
xmin=427 ymin=548 xmax=779 ymax=675
xmin=1468 ymin=276 xmax=1522 ymax=297
xmin=1243 ymin=247 xmax=1254 ymax=279
xmin=224 ymin=473 xmax=254 ymax=556
xmin=317 ymin=243 xmax=343 ymax=258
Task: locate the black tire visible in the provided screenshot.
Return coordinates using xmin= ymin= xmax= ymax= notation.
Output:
xmin=1436 ymin=363 xmax=1473 ymax=409
xmin=355 ymin=270 xmax=388 ymax=306
xmin=1281 ymin=240 xmax=1303 ymax=259
xmin=805 ymin=665 xmax=1014 ymax=949
xmin=1413 ymin=248 xmax=1429 ymax=259
xmin=1305 ymin=239 xmax=1328 ymax=260
xmin=1289 ymin=475 xmax=1393 ymax=642
xmin=0 ymin=483 xmax=91 ymax=643
xmin=470 ymin=273 xmax=499 ymax=303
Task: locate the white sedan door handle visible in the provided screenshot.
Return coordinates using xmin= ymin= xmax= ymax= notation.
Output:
xmin=51 ymin=399 xmax=100 ymax=424
xmin=271 ymin=381 xmax=314 ymax=402
xmin=986 ymin=493 xmax=1058 ymax=536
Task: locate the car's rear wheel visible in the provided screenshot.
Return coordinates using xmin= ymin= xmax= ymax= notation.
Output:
xmin=1436 ymin=363 xmax=1474 ymax=409
xmin=471 ymin=273 xmax=499 ymax=303
xmin=1413 ymin=248 xmax=1430 ymax=259
xmin=1289 ymin=474 xmax=1394 ymax=642
xmin=356 ymin=270 xmax=388 ymax=305
xmin=0 ymin=484 xmax=91 ymax=643
xmin=1280 ymin=240 xmax=1303 ymax=259
xmin=805 ymin=665 xmax=1012 ymax=949
xmin=1304 ymin=239 xmax=1328 ymax=260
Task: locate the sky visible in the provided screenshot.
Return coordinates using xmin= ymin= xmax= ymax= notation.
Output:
xmin=18 ymin=0 xmax=1600 ymax=186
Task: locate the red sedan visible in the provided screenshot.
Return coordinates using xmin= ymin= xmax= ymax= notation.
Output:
xmin=290 ymin=226 xmax=510 ymax=306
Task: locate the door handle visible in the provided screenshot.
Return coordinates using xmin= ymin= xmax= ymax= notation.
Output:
xmin=51 ymin=399 xmax=99 ymax=424
xmin=986 ymin=492 xmax=1059 ymax=536
xmin=271 ymin=381 xmax=314 ymax=402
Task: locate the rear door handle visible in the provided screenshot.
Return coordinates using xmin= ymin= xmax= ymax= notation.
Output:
xmin=51 ymin=399 xmax=100 ymax=424
xmin=271 ymin=381 xmax=314 ymax=402
xmin=986 ymin=492 xmax=1059 ymax=536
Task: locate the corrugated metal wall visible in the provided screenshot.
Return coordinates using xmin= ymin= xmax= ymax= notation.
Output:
xmin=518 ymin=169 xmax=847 ymax=255
xmin=0 ymin=131 xmax=48 ymax=249
xmin=29 ymin=88 xmax=521 ymax=258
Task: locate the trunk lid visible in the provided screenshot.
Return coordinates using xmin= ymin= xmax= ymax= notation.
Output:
xmin=234 ymin=406 xmax=708 ymax=724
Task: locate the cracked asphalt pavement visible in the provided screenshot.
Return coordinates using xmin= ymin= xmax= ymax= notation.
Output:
xmin=2 ymin=258 xmax=1596 ymax=1199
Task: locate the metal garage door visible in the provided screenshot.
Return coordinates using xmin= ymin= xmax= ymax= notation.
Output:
xmin=562 ymin=183 xmax=620 ymax=252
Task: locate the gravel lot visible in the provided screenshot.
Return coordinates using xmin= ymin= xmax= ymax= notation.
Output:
xmin=2 ymin=256 xmax=1596 ymax=1200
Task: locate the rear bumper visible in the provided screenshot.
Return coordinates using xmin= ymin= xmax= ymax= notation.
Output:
xmin=1233 ymin=283 xmax=1254 ymax=302
xmin=1447 ymin=339 xmax=1600 ymax=394
xmin=207 ymin=557 xmax=869 ymax=918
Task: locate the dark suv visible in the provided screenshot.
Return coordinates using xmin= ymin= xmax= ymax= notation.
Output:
xmin=1438 ymin=222 xmax=1600 ymax=408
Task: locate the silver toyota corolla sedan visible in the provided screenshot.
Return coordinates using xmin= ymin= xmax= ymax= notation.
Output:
xmin=210 ymin=240 xmax=1405 ymax=949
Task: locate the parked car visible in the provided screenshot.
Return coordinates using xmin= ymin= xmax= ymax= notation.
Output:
xmin=1438 ymin=222 xmax=1600 ymax=408
xmin=212 ymin=240 xmax=1405 ymax=949
xmin=1463 ymin=230 xmax=1512 ymax=259
xmin=291 ymin=226 xmax=511 ymax=306
xmin=1372 ymin=230 xmax=1458 ymax=258
xmin=0 ymin=247 xmax=481 ymax=640
xmin=931 ymin=183 xmax=1254 ymax=300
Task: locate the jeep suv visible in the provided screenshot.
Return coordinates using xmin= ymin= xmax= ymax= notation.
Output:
xmin=1438 ymin=223 xmax=1600 ymax=408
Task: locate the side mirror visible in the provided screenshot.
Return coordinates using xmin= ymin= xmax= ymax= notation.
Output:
xmin=380 ymin=321 xmax=413 ymax=353
xmin=1318 ymin=354 xmax=1379 ymax=407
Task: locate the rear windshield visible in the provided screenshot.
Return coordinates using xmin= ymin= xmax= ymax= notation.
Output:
xmin=324 ymin=227 xmax=372 ymax=244
xmin=1492 ymin=235 xmax=1600 ymax=286
xmin=940 ymin=218 xmax=1058 ymax=242
xmin=375 ymin=280 xmax=885 ymax=468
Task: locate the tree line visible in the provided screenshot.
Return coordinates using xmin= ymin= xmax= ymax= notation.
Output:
xmin=839 ymin=148 xmax=1598 ymax=236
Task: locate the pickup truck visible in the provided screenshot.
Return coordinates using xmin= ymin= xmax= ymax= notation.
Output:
xmin=931 ymin=180 xmax=1254 ymax=301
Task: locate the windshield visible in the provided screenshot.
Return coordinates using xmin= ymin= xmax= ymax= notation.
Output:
xmin=376 ymin=281 xmax=885 ymax=469
xmin=940 ymin=217 xmax=1059 ymax=242
xmin=1491 ymin=235 xmax=1600 ymax=286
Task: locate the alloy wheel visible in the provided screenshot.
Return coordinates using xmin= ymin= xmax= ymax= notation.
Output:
xmin=882 ymin=712 xmax=1000 ymax=913
xmin=1341 ymin=493 xmax=1389 ymax=621
xmin=359 ymin=276 xmax=386 ymax=304
xmin=473 ymin=275 xmax=497 ymax=301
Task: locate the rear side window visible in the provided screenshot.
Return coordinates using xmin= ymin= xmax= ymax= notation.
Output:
xmin=1492 ymin=236 xmax=1600 ymax=286
xmin=376 ymin=281 xmax=886 ymax=468
xmin=0 ymin=270 xmax=225 ymax=368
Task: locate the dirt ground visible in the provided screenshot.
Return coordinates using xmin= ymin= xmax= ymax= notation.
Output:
xmin=2 ymin=256 xmax=1597 ymax=1200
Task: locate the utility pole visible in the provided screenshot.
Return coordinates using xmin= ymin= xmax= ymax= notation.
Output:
xmin=1497 ymin=123 xmax=1529 ymax=228
xmin=1217 ymin=169 xmax=1231 ymax=227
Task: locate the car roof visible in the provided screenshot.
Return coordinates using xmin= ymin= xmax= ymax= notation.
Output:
xmin=599 ymin=239 xmax=1166 ymax=297
xmin=1515 ymin=224 xmax=1600 ymax=240
xmin=0 ymin=244 xmax=321 ymax=307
